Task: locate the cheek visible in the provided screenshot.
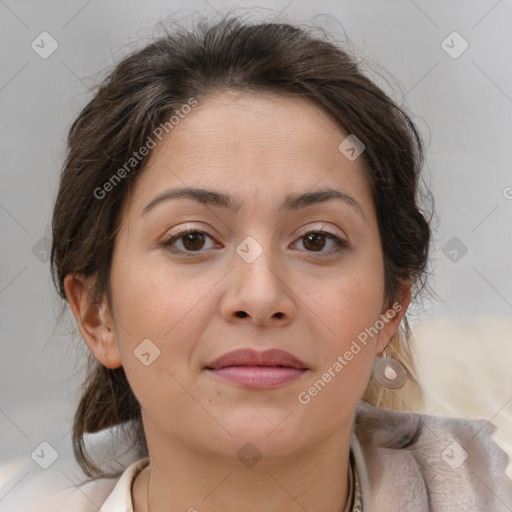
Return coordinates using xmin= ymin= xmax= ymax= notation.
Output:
xmin=308 ymin=255 xmax=384 ymax=400
xmin=108 ymin=251 xmax=217 ymax=364
xmin=107 ymin=256 xmax=204 ymax=409
xmin=295 ymin=275 xmax=381 ymax=425
xmin=315 ymin=264 xmax=384 ymax=343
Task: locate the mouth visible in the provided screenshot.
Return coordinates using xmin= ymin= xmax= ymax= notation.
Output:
xmin=204 ymin=348 xmax=309 ymax=388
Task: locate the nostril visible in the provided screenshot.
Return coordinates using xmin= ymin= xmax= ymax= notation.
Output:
xmin=236 ymin=311 xmax=248 ymax=318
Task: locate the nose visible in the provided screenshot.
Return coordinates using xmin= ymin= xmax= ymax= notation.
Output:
xmin=219 ymin=244 xmax=297 ymax=327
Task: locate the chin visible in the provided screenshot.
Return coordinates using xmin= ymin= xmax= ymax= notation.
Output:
xmin=219 ymin=411 xmax=310 ymax=455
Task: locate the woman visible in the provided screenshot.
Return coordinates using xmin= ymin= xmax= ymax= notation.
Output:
xmin=42 ymin=15 xmax=511 ymax=512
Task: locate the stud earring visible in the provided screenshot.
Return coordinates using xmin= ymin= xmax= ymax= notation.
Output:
xmin=372 ymin=349 xmax=407 ymax=388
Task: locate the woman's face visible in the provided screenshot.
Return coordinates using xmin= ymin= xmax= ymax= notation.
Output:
xmin=79 ymin=91 xmax=408 ymax=462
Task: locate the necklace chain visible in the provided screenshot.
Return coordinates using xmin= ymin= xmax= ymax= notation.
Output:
xmin=146 ymin=464 xmax=151 ymax=512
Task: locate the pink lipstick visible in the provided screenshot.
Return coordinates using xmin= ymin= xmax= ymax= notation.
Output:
xmin=204 ymin=348 xmax=308 ymax=388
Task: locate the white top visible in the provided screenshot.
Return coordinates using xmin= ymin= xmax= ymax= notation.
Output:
xmin=99 ymin=457 xmax=149 ymax=512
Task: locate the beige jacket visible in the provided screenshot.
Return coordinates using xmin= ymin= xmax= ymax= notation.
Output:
xmin=350 ymin=400 xmax=512 ymax=511
xmin=2 ymin=400 xmax=511 ymax=511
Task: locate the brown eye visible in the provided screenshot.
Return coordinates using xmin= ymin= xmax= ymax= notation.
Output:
xmin=302 ymin=232 xmax=327 ymax=251
xmin=181 ymin=232 xmax=206 ymax=251
xmin=162 ymin=230 xmax=217 ymax=253
xmin=294 ymin=230 xmax=348 ymax=256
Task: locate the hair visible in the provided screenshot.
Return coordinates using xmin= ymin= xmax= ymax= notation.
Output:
xmin=50 ymin=14 xmax=433 ymax=478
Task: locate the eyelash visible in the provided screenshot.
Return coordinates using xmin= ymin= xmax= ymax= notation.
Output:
xmin=161 ymin=228 xmax=349 ymax=257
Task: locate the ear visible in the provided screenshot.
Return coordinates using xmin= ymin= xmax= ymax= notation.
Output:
xmin=374 ymin=282 xmax=412 ymax=355
xmin=64 ymin=274 xmax=122 ymax=369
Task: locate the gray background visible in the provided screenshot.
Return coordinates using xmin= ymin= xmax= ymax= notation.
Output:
xmin=1 ymin=0 xmax=511 ymax=466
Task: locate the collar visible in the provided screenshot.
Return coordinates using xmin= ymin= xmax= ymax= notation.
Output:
xmin=99 ymin=457 xmax=149 ymax=512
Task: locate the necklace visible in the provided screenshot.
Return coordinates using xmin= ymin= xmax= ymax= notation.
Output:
xmin=146 ymin=464 xmax=151 ymax=512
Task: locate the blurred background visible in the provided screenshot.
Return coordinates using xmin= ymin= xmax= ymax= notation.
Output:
xmin=1 ymin=0 xmax=511 ymax=496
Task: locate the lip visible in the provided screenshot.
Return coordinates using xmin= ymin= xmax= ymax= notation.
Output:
xmin=204 ymin=348 xmax=308 ymax=389
xmin=205 ymin=348 xmax=308 ymax=370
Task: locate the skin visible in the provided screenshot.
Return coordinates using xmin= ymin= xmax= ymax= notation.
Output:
xmin=65 ymin=90 xmax=411 ymax=512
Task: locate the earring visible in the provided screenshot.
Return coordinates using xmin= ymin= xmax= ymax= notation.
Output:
xmin=372 ymin=350 xmax=407 ymax=389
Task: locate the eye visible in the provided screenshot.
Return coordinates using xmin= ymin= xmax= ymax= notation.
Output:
xmin=161 ymin=227 xmax=349 ymax=256
xmin=161 ymin=229 xmax=218 ymax=253
xmin=292 ymin=230 xmax=348 ymax=255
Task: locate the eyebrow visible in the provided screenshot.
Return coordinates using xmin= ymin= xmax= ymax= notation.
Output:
xmin=141 ymin=186 xmax=366 ymax=221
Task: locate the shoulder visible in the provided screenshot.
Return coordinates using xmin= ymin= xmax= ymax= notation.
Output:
xmin=0 ymin=466 xmax=118 ymax=512
xmin=0 ymin=459 xmax=149 ymax=512
xmin=0 ymin=428 xmax=146 ymax=512
xmin=353 ymin=400 xmax=512 ymax=511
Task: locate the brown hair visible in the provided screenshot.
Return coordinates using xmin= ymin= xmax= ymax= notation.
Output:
xmin=51 ymin=14 xmax=433 ymax=478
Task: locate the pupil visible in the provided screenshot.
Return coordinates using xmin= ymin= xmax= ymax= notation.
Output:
xmin=305 ymin=233 xmax=325 ymax=251
xmin=183 ymin=232 xmax=204 ymax=251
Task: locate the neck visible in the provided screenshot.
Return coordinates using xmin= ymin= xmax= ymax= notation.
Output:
xmin=132 ymin=424 xmax=353 ymax=512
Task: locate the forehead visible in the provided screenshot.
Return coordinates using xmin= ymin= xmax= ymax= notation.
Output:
xmin=122 ymin=90 xmax=374 ymax=218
